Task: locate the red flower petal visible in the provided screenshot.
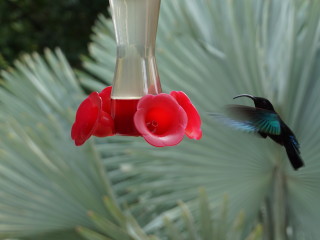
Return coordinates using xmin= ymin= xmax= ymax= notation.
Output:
xmin=71 ymin=89 xmax=115 ymax=146
xmin=170 ymin=91 xmax=202 ymax=140
xmin=92 ymin=111 xmax=114 ymax=137
xmin=134 ymin=94 xmax=187 ymax=147
xmin=71 ymin=92 xmax=101 ymax=146
xmin=99 ymin=86 xmax=112 ymax=114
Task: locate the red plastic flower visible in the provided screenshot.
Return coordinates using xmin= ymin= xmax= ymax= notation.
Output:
xmin=170 ymin=91 xmax=202 ymax=140
xmin=134 ymin=93 xmax=188 ymax=147
xmin=71 ymin=86 xmax=114 ymax=146
xmin=71 ymin=87 xmax=202 ymax=147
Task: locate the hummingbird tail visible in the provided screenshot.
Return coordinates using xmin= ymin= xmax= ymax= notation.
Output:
xmin=284 ymin=141 xmax=304 ymax=170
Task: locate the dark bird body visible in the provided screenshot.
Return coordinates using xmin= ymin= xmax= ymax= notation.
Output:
xmin=211 ymin=94 xmax=304 ymax=170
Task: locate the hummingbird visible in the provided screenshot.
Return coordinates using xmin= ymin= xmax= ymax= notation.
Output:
xmin=210 ymin=94 xmax=304 ymax=170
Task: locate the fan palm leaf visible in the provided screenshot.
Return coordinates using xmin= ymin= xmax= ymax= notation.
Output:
xmin=0 ymin=50 xmax=117 ymax=238
xmin=78 ymin=189 xmax=263 ymax=240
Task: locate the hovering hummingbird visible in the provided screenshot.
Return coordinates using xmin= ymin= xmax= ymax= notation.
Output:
xmin=210 ymin=94 xmax=304 ymax=170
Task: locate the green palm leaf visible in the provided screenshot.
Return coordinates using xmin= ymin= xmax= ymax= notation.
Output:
xmin=0 ymin=50 xmax=116 ymax=238
xmin=78 ymin=190 xmax=263 ymax=240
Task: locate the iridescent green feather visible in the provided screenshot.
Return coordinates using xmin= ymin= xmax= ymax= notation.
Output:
xmin=211 ymin=105 xmax=281 ymax=136
xmin=255 ymin=113 xmax=281 ymax=135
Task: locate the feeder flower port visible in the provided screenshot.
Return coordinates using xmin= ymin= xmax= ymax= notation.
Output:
xmin=71 ymin=87 xmax=202 ymax=147
xmin=71 ymin=87 xmax=114 ymax=146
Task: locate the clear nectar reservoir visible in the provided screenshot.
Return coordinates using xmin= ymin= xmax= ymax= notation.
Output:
xmin=110 ymin=0 xmax=162 ymax=136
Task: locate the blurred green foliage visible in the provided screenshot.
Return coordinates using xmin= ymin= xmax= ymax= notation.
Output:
xmin=0 ymin=0 xmax=109 ymax=70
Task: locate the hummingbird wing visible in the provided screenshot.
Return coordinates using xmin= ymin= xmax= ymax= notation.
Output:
xmin=209 ymin=112 xmax=258 ymax=133
xmin=210 ymin=105 xmax=281 ymax=135
xmin=226 ymin=105 xmax=281 ymax=135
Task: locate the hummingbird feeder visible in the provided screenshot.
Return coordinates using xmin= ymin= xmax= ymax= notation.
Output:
xmin=71 ymin=0 xmax=202 ymax=147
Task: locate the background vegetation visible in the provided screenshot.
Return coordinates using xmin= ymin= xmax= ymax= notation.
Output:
xmin=0 ymin=0 xmax=320 ymax=240
xmin=0 ymin=0 xmax=109 ymax=69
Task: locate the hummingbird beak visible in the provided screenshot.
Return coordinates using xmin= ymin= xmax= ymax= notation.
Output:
xmin=233 ymin=94 xmax=255 ymax=100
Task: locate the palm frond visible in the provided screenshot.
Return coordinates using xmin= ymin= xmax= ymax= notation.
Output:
xmin=78 ymin=197 xmax=155 ymax=240
xmin=78 ymin=189 xmax=262 ymax=240
xmin=0 ymin=49 xmax=116 ymax=238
